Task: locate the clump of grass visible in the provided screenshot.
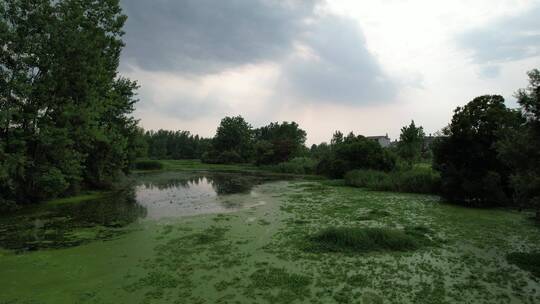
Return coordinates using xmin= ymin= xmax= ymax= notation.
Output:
xmin=247 ymin=266 xmax=311 ymax=303
xmin=134 ymin=160 xmax=164 ymax=170
xmin=507 ymin=252 xmax=540 ymax=277
xmin=357 ymin=209 xmax=391 ymax=221
xmin=188 ymin=226 xmax=228 ymax=245
xmin=308 ymin=227 xmax=427 ymax=253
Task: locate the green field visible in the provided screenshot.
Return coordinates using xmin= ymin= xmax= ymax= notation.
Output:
xmin=1 ymin=166 xmax=539 ymax=303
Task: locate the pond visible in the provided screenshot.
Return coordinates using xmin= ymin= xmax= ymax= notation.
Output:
xmin=0 ymin=171 xmax=287 ymax=252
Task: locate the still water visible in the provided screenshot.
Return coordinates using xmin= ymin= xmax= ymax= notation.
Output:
xmin=0 ymin=171 xmax=286 ymax=252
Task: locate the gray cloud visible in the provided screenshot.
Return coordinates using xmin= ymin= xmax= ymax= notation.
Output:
xmin=120 ymin=0 xmax=398 ymax=107
xmin=280 ymin=16 xmax=397 ymax=104
xmin=121 ymin=0 xmax=319 ymax=74
xmin=458 ymin=5 xmax=540 ymax=64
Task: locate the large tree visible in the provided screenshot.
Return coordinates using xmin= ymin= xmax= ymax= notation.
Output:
xmin=211 ymin=116 xmax=253 ymax=162
xmin=0 ymin=0 xmax=139 ymax=205
xmin=432 ymin=95 xmax=522 ymax=206
xmin=498 ymin=69 xmax=540 ymax=220
xmin=253 ymin=121 xmax=307 ymax=164
xmin=397 ymin=120 xmax=425 ymax=165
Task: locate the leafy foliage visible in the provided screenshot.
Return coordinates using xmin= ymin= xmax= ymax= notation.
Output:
xmin=432 ymin=95 xmax=522 ymax=206
xmin=498 ymin=69 xmax=540 ymax=220
xmin=316 ymin=132 xmax=396 ymax=178
xmin=253 ymin=121 xmax=307 ymax=165
xmin=144 ymin=129 xmax=210 ymax=160
xmin=0 ymin=0 xmax=139 ymax=205
xmin=397 ymin=120 xmax=425 ymax=165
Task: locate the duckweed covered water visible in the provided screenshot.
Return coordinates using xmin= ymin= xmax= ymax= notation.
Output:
xmin=0 ymin=172 xmax=539 ymax=303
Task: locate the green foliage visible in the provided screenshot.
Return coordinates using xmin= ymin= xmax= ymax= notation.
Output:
xmin=316 ymin=132 xmax=396 ymax=178
xmin=134 ymin=160 xmax=164 ymax=171
xmin=266 ymin=157 xmax=317 ymax=175
xmin=0 ymin=0 xmax=139 ymax=205
xmin=308 ymin=227 xmax=428 ymax=253
xmin=216 ymin=150 xmax=243 ymax=164
xmin=211 ymin=116 xmax=253 ymax=162
xmin=498 ymin=69 xmax=540 ymax=220
xmin=144 ymin=129 xmax=209 ymax=160
xmin=507 ymin=252 xmax=540 ymax=277
xmin=433 ymin=95 xmax=522 ymax=207
xmin=253 ymin=121 xmax=307 ymax=164
xmin=397 ymin=120 xmax=425 ymax=164
xmin=344 ymin=167 xmax=441 ymax=194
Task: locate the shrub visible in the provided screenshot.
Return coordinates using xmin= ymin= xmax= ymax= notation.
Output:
xmin=316 ymin=134 xmax=397 ymax=178
xmin=344 ymin=167 xmax=440 ymax=194
xmin=271 ymin=157 xmax=317 ymax=175
xmin=308 ymin=227 xmax=427 ymax=253
xmin=217 ymin=150 xmax=243 ymax=164
xmin=134 ymin=160 xmax=164 ymax=170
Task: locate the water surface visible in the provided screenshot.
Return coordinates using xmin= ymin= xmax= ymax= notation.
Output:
xmin=0 ymin=171 xmax=286 ymax=252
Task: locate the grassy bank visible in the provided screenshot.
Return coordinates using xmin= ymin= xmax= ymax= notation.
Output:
xmin=344 ymin=166 xmax=441 ymax=194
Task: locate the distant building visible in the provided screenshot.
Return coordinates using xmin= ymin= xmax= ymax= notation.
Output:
xmin=367 ymin=134 xmax=391 ymax=148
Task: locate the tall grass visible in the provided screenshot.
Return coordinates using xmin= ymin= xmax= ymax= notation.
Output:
xmin=344 ymin=167 xmax=440 ymax=194
xmin=263 ymin=157 xmax=317 ymax=175
xmin=308 ymin=227 xmax=427 ymax=253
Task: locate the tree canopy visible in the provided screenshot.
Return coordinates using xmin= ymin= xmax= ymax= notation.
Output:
xmin=397 ymin=120 xmax=425 ymax=165
xmin=432 ymin=95 xmax=522 ymax=206
xmin=0 ymin=0 xmax=140 ymax=206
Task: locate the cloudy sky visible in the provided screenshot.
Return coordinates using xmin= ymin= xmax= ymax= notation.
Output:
xmin=119 ymin=0 xmax=540 ymax=145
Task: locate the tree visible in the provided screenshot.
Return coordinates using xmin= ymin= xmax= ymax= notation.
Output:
xmin=432 ymin=95 xmax=522 ymax=206
xmin=498 ymin=69 xmax=540 ymax=220
xmin=212 ymin=116 xmax=253 ymax=162
xmin=397 ymin=120 xmax=425 ymax=165
xmin=0 ymin=0 xmax=138 ymax=204
xmin=317 ymin=132 xmax=396 ymax=178
xmin=253 ymin=121 xmax=307 ymax=164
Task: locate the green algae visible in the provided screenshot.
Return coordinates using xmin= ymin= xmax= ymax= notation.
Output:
xmin=0 ymin=174 xmax=540 ymax=303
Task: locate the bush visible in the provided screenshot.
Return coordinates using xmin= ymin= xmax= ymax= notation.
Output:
xmin=316 ymin=134 xmax=397 ymax=178
xmin=270 ymin=157 xmax=317 ymax=175
xmin=217 ymin=150 xmax=243 ymax=164
xmin=345 ymin=167 xmax=440 ymax=194
xmin=134 ymin=160 xmax=164 ymax=170
xmin=201 ymin=150 xmax=243 ymax=164
xmin=308 ymin=227 xmax=427 ymax=253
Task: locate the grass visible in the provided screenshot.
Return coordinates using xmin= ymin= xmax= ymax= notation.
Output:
xmin=157 ymin=159 xmax=258 ymax=172
xmin=46 ymin=191 xmax=107 ymax=206
xmin=344 ymin=167 xmax=441 ymax=194
xmin=507 ymin=252 xmax=540 ymax=277
xmin=307 ymin=227 xmax=427 ymax=253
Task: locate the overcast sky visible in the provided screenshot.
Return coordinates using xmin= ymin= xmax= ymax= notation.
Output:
xmin=119 ymin=0 xmax=540 ymax=145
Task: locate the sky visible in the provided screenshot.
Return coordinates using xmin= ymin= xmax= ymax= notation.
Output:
xmin=119 ymin=0 xmax=540 ymax=145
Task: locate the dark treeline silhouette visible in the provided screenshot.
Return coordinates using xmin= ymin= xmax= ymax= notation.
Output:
xmin=144 ymin=130 xmax=211 ymax=160
xmin=433 ymin=69 xmax=540 ymax=218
